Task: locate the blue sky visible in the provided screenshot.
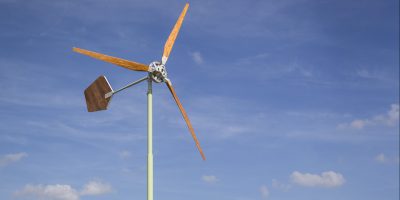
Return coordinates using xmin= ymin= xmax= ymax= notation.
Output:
xmin=0 ymin=0 xmax=398 ymax=199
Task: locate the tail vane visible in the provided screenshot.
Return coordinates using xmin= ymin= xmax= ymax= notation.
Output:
xmin=84 ymin=75 xmax=113 ymax=112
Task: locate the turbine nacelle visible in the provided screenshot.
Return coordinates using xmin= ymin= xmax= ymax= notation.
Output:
xmin=149 ymin=61 xmax=168 ymax=83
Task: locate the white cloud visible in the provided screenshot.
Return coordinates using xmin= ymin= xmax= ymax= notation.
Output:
xmin=350 ymin=119 xmax=367 ymax=129
xmin=15 ymin=181 xmax=112 ymax=200
xmin=119 ymin=150 xmax=131 ymax=159
xmin=15 ymin=184 xmax=79 ymax=200
xmin=375 ymin=153 xmax=386 ymax=163
xmin=259 ymin=185 xmax=269 ymax=199
xmin=272 ymin=179 xmax=291 ymax=191
xmin=290 ymin=171 xmax=345 ymax=188
xmin=386 ymin=104 xmax=399 ymax=125
xmin=356 ymin=69 xmax=377 ymax=79
xmin=191 ymin=51 xmax=203 ymax=65
xmin=374 ymin=153 xmax=400 ymax=164
xmin=0 ymin=152 xmax=28 ymax=167
xmin=356 ymin=69 xmax=394 ymax=83
xmin=80 ymin=181 xmax=112 ymax=196
xmin=202 ymin=175 xmax=218 ymax=184
xmin=338 ymin=104 xmax=399 ymax=130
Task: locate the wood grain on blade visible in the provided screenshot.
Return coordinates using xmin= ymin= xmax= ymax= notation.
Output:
xmin=84 ymin=75 xmax=113 ymax=112
xmin=162 ymin=3 xmax=189 ymax=63
xmin=73 ymin=47 xmax=149 ymax=72
xmin=166 ymin=80 xmax=206 ymax=160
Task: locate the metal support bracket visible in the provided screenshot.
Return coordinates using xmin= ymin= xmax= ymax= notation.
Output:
xmin=105 ymin=76 xmax=148 ymax=98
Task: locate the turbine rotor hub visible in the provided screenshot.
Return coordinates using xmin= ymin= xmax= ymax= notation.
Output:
xmin=149 ymin=61 xmax=167 ymax=83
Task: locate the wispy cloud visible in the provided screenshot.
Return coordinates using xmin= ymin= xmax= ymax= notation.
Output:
xmin=374 ymin=153 xmax=399 ymax=164
xmin=0 ymin=59 xmax=83 ymax=108
xmin=186 ymin=95 xmax=356 ymax=141
xmin=15 ymin=184 xmax=79 ymax=200
xmin=259 ymin=185 xmax=269 ymax=199
xmin=272 ymin=179 xmax=291 ymax=191
xmin=202 ymin=175 xmax=218 ymax=184
xmin=190 ymin=51 xmax=204 ymax=65
xmin=204 ymin=51 xmax=316 ymax=83
xmin=23 ymin=119 xmax=146 ymax=144
xmin=186 ymin=96 xmax=261 ymax=139
xmin=80 ymin=180 xmax=112 ymax=196
xmin=337 ymin=104 xmax=399 ymax=130
xmin=355 ymin=69 xmax=397 ymax=85
xmin=290 ymin=171 xmax=345 ymax=188
xmin=0 ymin=152 xmax=28 ymax=167
xmin=375 ymin=153 xmax=386 ymax=163
xmin=119 ymin=150 xmax=132 ymax=159
xmin=189 ymin=0 xmax=323 ymax=41
xmin=14 ymin=180 xmax=112 ymax=200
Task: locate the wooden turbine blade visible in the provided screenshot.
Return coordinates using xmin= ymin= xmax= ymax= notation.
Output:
xmin=73 ymin=47 xmax=150 ymax=72
xmin=165 ymin=79 xmax=206 ymax=160
xmin=84 ymin=75 xmax=113 ymax=112
xmin=162 ymin=3 xmax=189 ymax=64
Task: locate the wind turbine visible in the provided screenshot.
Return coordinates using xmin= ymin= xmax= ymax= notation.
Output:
xmin=72 ymin=3 xmax=205 ymax=200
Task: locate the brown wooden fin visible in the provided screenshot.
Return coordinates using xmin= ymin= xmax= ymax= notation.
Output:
xmin=84 ymin=75 xmax=113 ymax=112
